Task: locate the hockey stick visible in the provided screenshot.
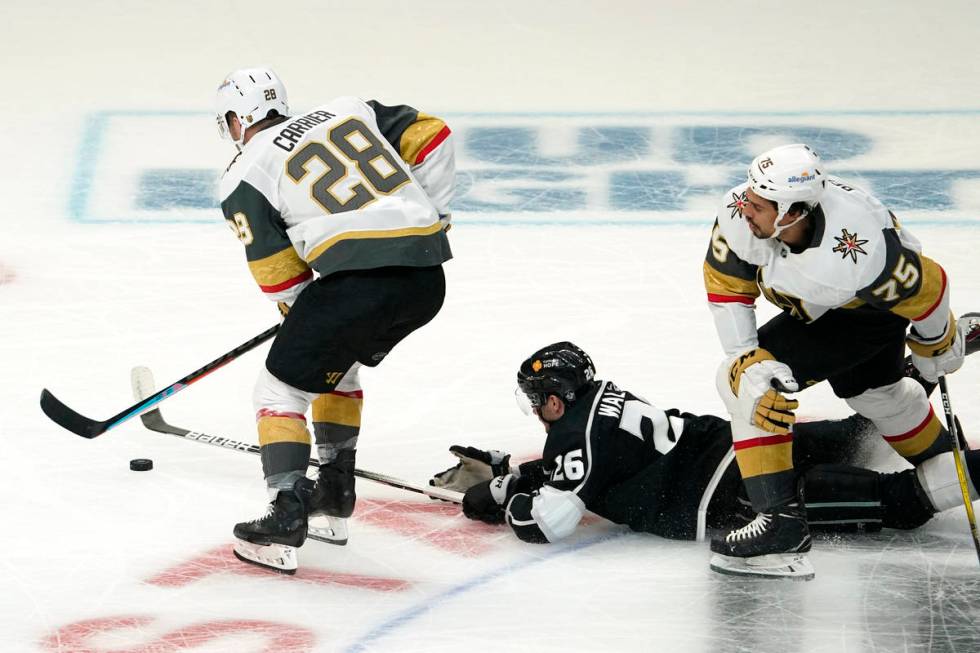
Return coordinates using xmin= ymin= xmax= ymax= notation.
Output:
xmin=131 ymin=366 xmax=463 ymax=504
xmin=40 ymin=324 xmax=280 ymax=439
xmin=936 ymin=375 xmax=980 ymax=565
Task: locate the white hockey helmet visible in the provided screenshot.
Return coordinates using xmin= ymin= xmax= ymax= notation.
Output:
xmin=747 ymin=143 xmax=825 ymax=238
xmin=215 ymin=67 xmax=289 ymax=148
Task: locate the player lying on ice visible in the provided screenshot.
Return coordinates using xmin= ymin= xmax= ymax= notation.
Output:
xmin=431 ymin=336 xmax=980 ymax=579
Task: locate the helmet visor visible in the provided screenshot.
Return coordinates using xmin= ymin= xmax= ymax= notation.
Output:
xmin=216 ymin=114 xmax=231 ymax=140
xmin=514 ymin=387 xmax=539 ymax=416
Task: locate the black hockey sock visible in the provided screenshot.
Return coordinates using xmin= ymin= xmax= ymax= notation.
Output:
xmin=965 ymin=447 xmax=980 ymax=489
xmin=803 ymin=464 xmax=884 ymax=532
xmin=879 ymin=468 xmax=935 ymax=530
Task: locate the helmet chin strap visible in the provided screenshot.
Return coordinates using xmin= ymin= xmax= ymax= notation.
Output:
xmin=233 ymin=115 xmax=248 ymax=151
xmin=767 ymin=204 xmax=809 ymax=240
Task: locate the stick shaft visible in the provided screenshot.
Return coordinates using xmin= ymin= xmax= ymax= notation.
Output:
xmin=140 ymin=408 xmax=461 ymax=503
xmin=937 ymin=375 xmax=980 ymax=565
xmin=41 ymin=325 xmax=280 ymax=438
xmin=131 ymin=365 xmax=462 ymax=504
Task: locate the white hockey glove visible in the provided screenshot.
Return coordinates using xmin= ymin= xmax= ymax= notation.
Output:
xmin=719 ymin=348 xmax=799 ymax=434
xmin=908 ymin=314 xmax=969 ymax=383
xmin=430 ymin=445 xmax=512 ymax=493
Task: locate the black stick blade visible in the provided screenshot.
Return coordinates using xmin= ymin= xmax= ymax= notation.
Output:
xmin=39 ymin=389 xmax=108 ymax=438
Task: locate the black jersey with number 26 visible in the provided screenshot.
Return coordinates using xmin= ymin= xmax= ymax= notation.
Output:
xmin=505 ymin=380 xmax=736 ymax=543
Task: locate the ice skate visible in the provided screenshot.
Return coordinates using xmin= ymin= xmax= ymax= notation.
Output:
xmin=313 ymin=450 xmax=356 ymax=516
xmin=233 ymin=539 xmax=299 ymax=574
xmin=306 ymin=450 xmax=356 ymax=546
xmin=709 ymin=550 xmax=815 ymax=580
xmin=233 ymin=484 xmax=307 ymax=574
xmin=709 ymin=502 xmax=814 ymax=581
xmin=307 ymin=513 xmax=349 ymax=545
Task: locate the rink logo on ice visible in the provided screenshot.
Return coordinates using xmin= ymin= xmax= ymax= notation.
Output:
xmin=69 ymin=110 xmax=980 ymax=225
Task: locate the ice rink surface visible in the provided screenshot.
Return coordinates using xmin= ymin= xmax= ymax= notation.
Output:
xmin=2 ymin=1 xmax=980 ymax=651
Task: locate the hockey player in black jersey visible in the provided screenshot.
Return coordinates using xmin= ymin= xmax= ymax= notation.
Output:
xmin=432 ymin=335 xmax=980 ymax=576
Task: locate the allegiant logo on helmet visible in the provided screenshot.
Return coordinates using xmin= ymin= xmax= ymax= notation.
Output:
xmin=787 ymin=171 xmax=816 ymax=183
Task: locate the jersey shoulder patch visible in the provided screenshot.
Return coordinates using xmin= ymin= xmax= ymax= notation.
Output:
xmin=713 ymin=183 xmax=773 ymax=266
xmin=219 ymin=132 xmax=282 ymax=203
xmin=814 ymin=185 xmax=896 ymax=291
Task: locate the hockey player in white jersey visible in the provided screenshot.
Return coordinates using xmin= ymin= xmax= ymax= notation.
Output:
xmin=703 ymin=144 xmax=970 ymax=579
xmin=214 ymin=67 xmax=455 ymax=573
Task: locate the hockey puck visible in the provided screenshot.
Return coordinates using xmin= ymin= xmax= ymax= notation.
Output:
xmin=129 ymin=458 xmax=153 ymax=472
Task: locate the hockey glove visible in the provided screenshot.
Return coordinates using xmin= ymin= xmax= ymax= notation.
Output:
xmin=462 ymin=474 xmax=516 ymax=524
xmin=430 ymin=446 xmax=512 ymax=493
xmin=724 ymin=348 xmax=799 ymax=434
xmin=908 ymin=313 xmax=971 ymax=383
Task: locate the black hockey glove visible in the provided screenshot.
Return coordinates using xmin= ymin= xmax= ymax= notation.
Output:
xmin=462 ymin=474 xmax=516 ymax=524
xmin=430 ymin=445 xmax=512 ymax=493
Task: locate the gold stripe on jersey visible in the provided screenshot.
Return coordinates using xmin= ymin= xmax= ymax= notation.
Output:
xmin=257 ymin=415 xmax=311 ymax=446
xmin=313 ymin=393 xmax=363 ymax=428
xmin=890 ymin=256 xmax=946 ymax=321
xmin=305 ymin=221 xmax=445 ymax=265
xmin=398 ymin=113 xmax=448 ymax=164
xmin=882 ymin=410 xmax=943 ymax=459
xmin=703 ymin=261 xmax=760 ymax=300
xmin=247 ymin=247 xmax=313 ymax=292
xmin=733 ymin=437 xmax=794 ymax=479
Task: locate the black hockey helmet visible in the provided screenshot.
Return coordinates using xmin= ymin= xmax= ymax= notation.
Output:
xmin=517 ymin=342 xmax=597 ymax=408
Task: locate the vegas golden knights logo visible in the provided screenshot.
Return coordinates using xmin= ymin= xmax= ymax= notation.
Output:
xmin=325 ymin=371 xmax=344 ymax=385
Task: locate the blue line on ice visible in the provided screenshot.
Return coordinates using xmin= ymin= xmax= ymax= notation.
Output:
xmin=343 ymin=530 xmax=628 ymax=652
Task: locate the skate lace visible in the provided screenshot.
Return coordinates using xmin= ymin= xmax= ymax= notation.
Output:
xmin=247 ymin=503 xmax=276 ymax=524
xmin=726 ymin=512 xmax=771 ymax=542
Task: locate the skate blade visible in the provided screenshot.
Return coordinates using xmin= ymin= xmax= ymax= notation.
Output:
xmin=233 ymin=539 xmax=298 ymax=574
xmin=709 ymin=552 xmax=815 ymax=581
xmin=307 ymin=514 xmax=348 ymax=546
